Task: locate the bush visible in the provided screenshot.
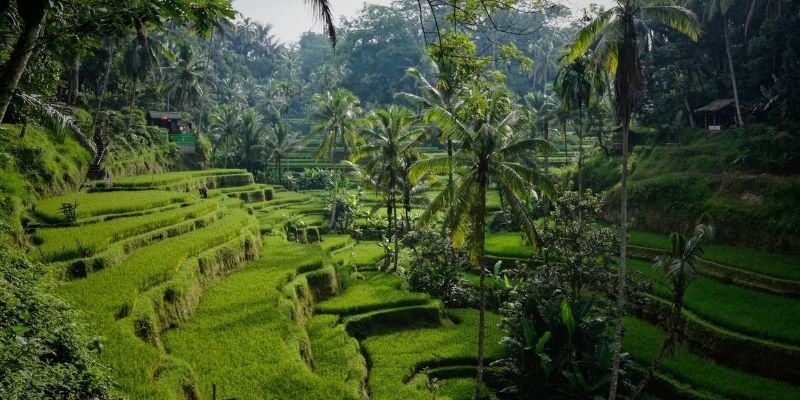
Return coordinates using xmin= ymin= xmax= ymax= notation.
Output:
xmin=401 ymin=229 xmax=474 ymax=307
xmin=496 ymin=295 xmax=628 ymax=399
xmin=0 ymin=251 xmax=112 ymax=399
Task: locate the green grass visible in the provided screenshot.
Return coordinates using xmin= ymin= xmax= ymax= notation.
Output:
xmin=623 ymin=317 xmax=800 ymax=400
xmin=110 ymin=169 xmax=246 ymax=187
xmin=433 ymin=378 xmax=496 ymax=400
xmin=55 ymin=209 xmax=255 ymax=399
xmin=361 ymin=308 xmax=504 ymax=400
xmin=316 ymin=272 xmax=430 ymax=315
xmin=33 ymin=200 xmax=218 ymax=261
xmin=485 ymin=232 xmax=534 ymax=259
xmin=307 ymin=314 xmax=367 ymax=399
xmin=34 ymin=190 xmax=191 ymax=223
xmin=162 ymin=237 xmax=360 ymax=400
xmin=630 ymin=229 xmax=800 ymax=281
xmin=629 ymin=259 xmax=800 ymax=345
xmin=319 ymin=234 xmax=354 ymax=252
xmin=332 ymin=241 xmax=385 ymax=268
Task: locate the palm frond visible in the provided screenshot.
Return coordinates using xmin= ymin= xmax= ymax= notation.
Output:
xmin=305 ymin=0 xmax=337 ymax=47
xmin=408 ymin=155 xmax=454 ymax=183
xmin=15 ymin=93 xmax=96 ymax=155
xmin=567 ymin=9 xmax=615 ymax=62
xmin=641 ymin=5 xmax=701 ymax=41
xmin=497 ymin=138 xmax=555 ymax=159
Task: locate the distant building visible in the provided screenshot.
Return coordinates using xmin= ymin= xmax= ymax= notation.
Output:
xmin=147 ymin=111 xmax=196 ymax=153
xmin=694 ymin=99 xmax=747 ymax=130
xmin=147 ymin=111 xmax=190 ymax=133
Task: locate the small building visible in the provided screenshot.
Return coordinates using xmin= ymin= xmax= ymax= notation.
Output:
xmin=694 ymin=99 xmax=744 ymax=130
xmin=147 ymin=111 xmax=193 ymax=133
xmin=147 ymin=111 xmax=196 ymax=154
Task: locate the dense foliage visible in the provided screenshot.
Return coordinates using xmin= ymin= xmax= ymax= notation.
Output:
xmin=0 ymin=252 xmax=110 ymax=399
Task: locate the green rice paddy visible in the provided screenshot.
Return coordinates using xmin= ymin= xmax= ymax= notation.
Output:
xmin=31 ymin=169 xmax=800 ymax=399
xmin=34 ymin=190 xmax=191 ymax=223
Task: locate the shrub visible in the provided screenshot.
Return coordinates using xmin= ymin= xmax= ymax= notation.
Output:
xmin=496 ymin=295 xmax=628 ymax=399
xmin=401 ymin=229 xmax=474 ymax=307
xmin=0 ymin=251 xmax=112 ymax=399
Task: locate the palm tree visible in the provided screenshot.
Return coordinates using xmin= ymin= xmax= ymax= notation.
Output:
xmin=91 ymin=37 xmax=118 ymax=135
xmin=121 ymin=23 xmax=161 ymax=132
xmin=198 ymin=15 xmax=234 ymax=131
xmin=530 ymin=41 xmax=558 ymax=93
xmin=555 ymin=54 xmax=600 ymax=193
xmin=399 ymin=65 xmax=465 ymax=187
xmin=162 ymin=42 xmax=205 ymax=111
xmin=235 ymin=108 xmax=265 ymax=173
xmin=410 ymin=86 xmax=552 ymax=400
xmin=209 ymin=104 xmax=241 ymax=164
xmin=522 ymin=92 xmax=558 ymax=218
xmin=632 ymin=224 xmax=713 ymax=398
xmin=307 ymin=89 xmax=362 ymax=161
xmin=350 ymin=106 xmax=426 ymax=270
xmin=705 ymin=0 xmax=744 ymax=126
xmin=567 ymin=2 xmax=700 ymax=398
xmin=265 ymin=120 xmax=301 ymax=177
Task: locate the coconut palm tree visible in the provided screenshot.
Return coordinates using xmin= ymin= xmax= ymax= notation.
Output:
xmin=208 ymin=104 xmax=241 ymax=163
xmin=399 ymin=65 xmax=465 ymax=187
xmin=162 ymin=42 xmax=205 ymax=111
xmin=410 ymin=85 xmax=553 ymax=400
xmin=308 ymin=88 xmax=362 ymax=161
xmin=632 ymin=224 xmax=713 ymax=398
xmin=566 ymin=2 xmax=700 ymax=398
xmin=350 ymin=106 xmax=427 ymax=270
xmin=235 ymin=107 xmax=265 ymax=173
xmin=266 ymin=120 xmax=301 ymax=178
xmin=121 ymin=23 xmax=162 ymax=132
xmin=522 ymin=92 xmax=558 ymax=217
xmin=531 ymin=41 xmax=558 ymax=93
xmin=705 ymin=0 xmax=744 ymax=126
xmin=555 ymin=54 xmax=600 ymax=193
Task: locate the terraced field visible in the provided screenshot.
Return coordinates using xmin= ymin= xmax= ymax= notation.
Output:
xmin=485 ymin=228 xmax=800 ymax=398
xmin=32 ymin=169 xmax=510 ymax=400
xmin=30 ymin=168 xmax=800 ymax=399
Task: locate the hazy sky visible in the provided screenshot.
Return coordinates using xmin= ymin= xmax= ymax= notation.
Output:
xmin=233 ymin=0 xmax=614 ymax=44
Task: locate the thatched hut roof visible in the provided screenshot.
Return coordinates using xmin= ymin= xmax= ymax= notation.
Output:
xmin=694 ymin=99 xmax=736 ymax=113
xmin=147 ymin=111 xmax=182 ymax=120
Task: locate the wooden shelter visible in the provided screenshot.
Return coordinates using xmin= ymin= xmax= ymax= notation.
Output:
xmin=694 ymin=99 xmax=742 ymax=130
xmin=147 ymin=111 xmax=190 ymax=133
xmin=147 ymin=111 xmax=196 ymax=154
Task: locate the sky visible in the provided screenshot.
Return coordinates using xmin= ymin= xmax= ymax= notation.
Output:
xmin=232 ymin=0 xmax=615 ymax=44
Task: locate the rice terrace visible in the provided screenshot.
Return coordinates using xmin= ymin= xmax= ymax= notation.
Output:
xmin=1 ymin=0 xmax=800 ymax=399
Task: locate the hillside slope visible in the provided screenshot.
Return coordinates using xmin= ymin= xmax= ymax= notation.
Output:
xmin=583 ymin=124 xmax=800 ymax=252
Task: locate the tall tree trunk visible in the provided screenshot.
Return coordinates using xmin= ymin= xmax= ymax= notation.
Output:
xmin=632 ymin=296 xmax=683 ymax=398
xmin=91 ymin=43 xmax=115 ymax=135
xmin=393 ymin=192 xmax=400 ymax=271
xmin=446 ymin=138 xmax=454 ymax=186
xmin=384 ymin=193 xmax=393 ymax=269
xmin=0 ymin=3 xmax=47 ymax=124
xmin=562 ymin=119 xmax=568 ymax=161
xmin=69 ymin=60 xmax=80 ymax=105
xmin=684 ymin=96 xmax=695 ymax=128
xmin=329 ymin=190 xmax=338 ymax=231
xmin=608 ymin=120 xmax=630 ymax=400
xmin=126 ymin=80 xmax=138 ymax=133
xmin=472 ymin=163 xmax=488 ymax=400
xmin=403 ymin=186 xmax=411 ymax=232
xmin=723 ymin=18 xmax=744 ymax=126
xmin=577 ymin=108 xmax=584 ymax=194
xmin=198 ymin=29 xmax=214 ymax=129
